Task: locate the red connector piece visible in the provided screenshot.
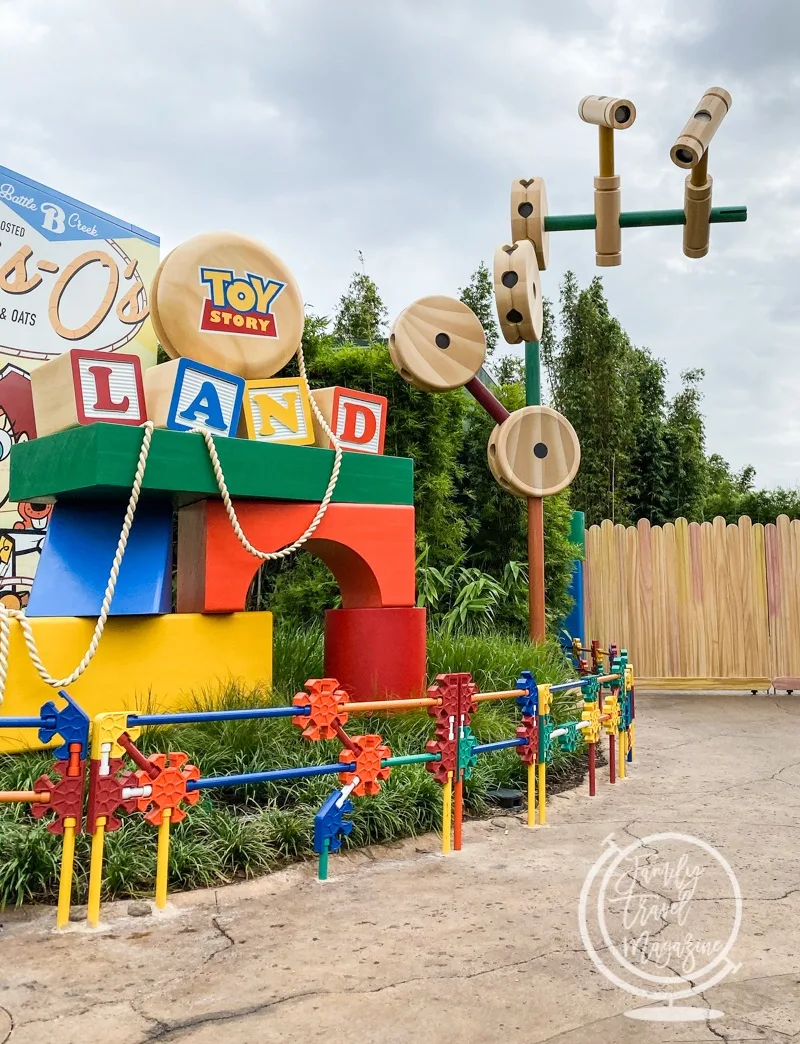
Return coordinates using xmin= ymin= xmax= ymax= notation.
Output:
xmin=293 ymin=678 xmax=349 ymax=741
xmin=135 ymin=752 xmax=201 ymax=825
xmin=515 ymin=716 xmax=538 ymax=765
xmin=31 ymin=756 xmax=86 ymax=836
xmin=338 ymin=735 xmax=391 ymax=796
xmin=87 ymin=758 xmax=139 ymax=833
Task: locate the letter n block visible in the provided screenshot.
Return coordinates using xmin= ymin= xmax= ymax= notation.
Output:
xmin=144 ymin=358 xmax=244 ymax=436
xmin=310 ymin=387 xmax=387 ymax=454
xmin=31 ymin=349 xmax=146 ymax=438
xmin=240 ymin=377 xmax=314 ymax=445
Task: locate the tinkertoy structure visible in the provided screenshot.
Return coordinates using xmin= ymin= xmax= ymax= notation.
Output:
xmin=0 ymin=644 xmax=635 ymax=927
xmin=0 ymin=87 xmax=742 ymax=928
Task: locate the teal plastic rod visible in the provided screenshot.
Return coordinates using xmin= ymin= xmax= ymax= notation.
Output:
xmin=525 ymin=341 xmax=541 ymax=407
xmin=544 ymin=205 xmax=747 ymax=233
xmin=318 ymin=838 xmax=329 ymax=881
xmin=382 ymin=753 xmax=439 ymax=767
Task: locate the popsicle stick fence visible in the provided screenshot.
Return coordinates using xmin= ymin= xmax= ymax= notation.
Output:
xmin=0 ymin=649 xmax=636 ymax=929
xmin=586 ymin=515 xmax=800 ymax=689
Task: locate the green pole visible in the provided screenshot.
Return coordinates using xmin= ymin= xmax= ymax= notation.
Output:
xmin=318 ymin=838 xmax=329 ymax=881
xmin=525 ymin=341 xmax=541 ymax=407
xmin=381 ymin=753 xmax=439 ymax=767
xmin=543 ymin=205 xmax=747 ymax=233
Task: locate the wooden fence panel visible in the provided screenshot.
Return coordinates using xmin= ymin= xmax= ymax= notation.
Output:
xmin=584 ymin=514 xmax=784 ymax=688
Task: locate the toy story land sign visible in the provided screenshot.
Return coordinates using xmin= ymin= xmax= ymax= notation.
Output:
xmin=0 ymin=164 xmax=159 ymax=607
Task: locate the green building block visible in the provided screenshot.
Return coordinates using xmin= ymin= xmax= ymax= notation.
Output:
xmin=10 ymin=424 xmax=414 ymax=507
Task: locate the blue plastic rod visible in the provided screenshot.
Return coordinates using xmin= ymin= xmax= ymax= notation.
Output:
xmin=550 ymin=679 xmax=591 ymax=693
xmin=187 ymin=762 xmax=352 ymax=791
xmin=129 ymin=705 xmax=309 ymax=726
xmin=473 ymin=738 xmax=527 ymax=755
xmin=0 ymin=716 xmax=52 ymax=729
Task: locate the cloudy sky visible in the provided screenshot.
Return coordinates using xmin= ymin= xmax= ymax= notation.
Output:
xmin=0 ymin=0 xmax=796 ymax=485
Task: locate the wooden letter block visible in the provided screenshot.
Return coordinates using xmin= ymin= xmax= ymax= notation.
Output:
xmin=311 ymin=387 xmax=387 ymax=454
xmin=240 ymin=377 xmax=314 ymax=445
xmin=31 ymin=349 xmax=146 ymax=438
xmin=144 ymin=358 xmax=244 ymax=436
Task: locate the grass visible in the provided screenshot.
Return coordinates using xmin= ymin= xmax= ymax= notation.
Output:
xmin=0 ymin=625 xmax=589 ymax=908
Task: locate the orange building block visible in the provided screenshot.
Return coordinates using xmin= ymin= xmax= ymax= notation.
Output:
xmin=177 ymin=500 xmax=416 ymax=613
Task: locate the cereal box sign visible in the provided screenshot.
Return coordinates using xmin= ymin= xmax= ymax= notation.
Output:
xmin=0 ymin=165 xmax=159 ymax=361
xmin=0 ymin=165 xmax=159 ymax=600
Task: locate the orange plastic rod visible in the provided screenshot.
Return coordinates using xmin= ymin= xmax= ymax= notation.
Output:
xmin=341 ymin=697 xmax=441 ymax=714
xmin=472 ymin=689 xmax=526 ymax=703
xmin=0 ymin=791 xmax=50 ymax=803
xmin=597 ymin=674 xmax=620 ymax=684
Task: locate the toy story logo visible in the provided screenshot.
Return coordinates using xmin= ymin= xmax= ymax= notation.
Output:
xmin=199 ymin=267 xmax=285 ymax=338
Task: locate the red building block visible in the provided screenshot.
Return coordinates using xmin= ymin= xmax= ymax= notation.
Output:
xmin=324 ymin=606 xmax=427 ymax=702
xmin=177 ymin=500 xmax=416 ymax=613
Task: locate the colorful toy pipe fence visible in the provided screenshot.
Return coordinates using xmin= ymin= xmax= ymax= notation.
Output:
xmin=0 ymin=648 xmax=636 ymax=928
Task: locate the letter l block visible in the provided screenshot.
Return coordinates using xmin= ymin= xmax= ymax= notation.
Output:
xmin=31 ymin=348 xmax=146 ymax=438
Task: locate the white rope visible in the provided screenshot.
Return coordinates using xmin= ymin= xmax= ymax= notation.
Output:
xmin=0 ymin=420 xmax=155 ymax=704
xmin=196 ymin=346 xmax=342 ymax=560
xmin=0 ymin=342 xmax=342 ymax=706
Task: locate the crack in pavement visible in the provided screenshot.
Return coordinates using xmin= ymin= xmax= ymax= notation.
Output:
xmin=136 ymin=947 xmax=588 ymax=1042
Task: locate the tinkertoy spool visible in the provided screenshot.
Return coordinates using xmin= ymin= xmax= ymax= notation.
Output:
xmin=487 ymin=406 xmax=580 ymax=499
xmin=150 ymin=231 xmax=305 ymax=380
xmin=493 ymin=241 xmax=543 ymax=344
xmin=388 ymin=296 xmax=486 ymax=392
xmin=510 ymin=177 xmax=549 ymax=271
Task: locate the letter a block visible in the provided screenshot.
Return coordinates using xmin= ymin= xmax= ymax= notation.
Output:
xmin=144 ymin=358 xmax=244 ymax=436
xmin=31 ymin=349 xmax=146 ymax=438
xmin=310 ymin=387 xmax=387 ymax=454
xmin=240 ymin=377 xmax=314 ymax=445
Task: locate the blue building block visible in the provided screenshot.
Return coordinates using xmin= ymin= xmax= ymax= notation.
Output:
xmin=167 ymin=358 xmax=245 ymax=436
xmin=26 ymin=501 xmax=173 ymax=617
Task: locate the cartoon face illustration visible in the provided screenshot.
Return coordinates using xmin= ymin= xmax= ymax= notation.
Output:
xmin=14 ymin=500 xmax=51 ymax=530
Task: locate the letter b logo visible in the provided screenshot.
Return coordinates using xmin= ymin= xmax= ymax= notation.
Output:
xmin=40 ymin=202 xmax=66 ymax=233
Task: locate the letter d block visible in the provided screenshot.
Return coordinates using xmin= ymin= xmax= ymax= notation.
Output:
xmin=31 ymin=348 xmax=146 ymax=438
xmin=144 ymin=358 xmax=244 ymax=436
xmin=240 ymin=377 xmax=314 ymax=445
xmin=311 ymin=387 xmax=387 ymax=454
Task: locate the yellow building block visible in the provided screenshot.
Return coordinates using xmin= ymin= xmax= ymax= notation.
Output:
xmin=0 ymin=612 xmax=272 ymax=754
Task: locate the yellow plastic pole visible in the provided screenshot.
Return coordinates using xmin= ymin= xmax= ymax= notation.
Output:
xmin=155 ymin=808 xmax=172 ymax=909
xmin=527 ymin=763 xmax=535 ymax=827
xmin=619 ymin=731 xmax=627 ymax=780
xmin=56 ymin=817 xmax=77 ymax=930
xmin=629 ymin=722 xmax=636 ymax=760
xmin=599 ymin=125 xmax=615 ymax=177
xmin=441 ymin=773 xmax=452 ymax=854
xmin=87 ymin=817 xmax=107 ymax=928
xmin=538 ymin=762 xmax=546 ymax=826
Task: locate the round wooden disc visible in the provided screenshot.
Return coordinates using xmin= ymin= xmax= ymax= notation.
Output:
xmin=389 ymin=296 xmax=486 ymax=392
xmin=510 ymin=177 xmax=549 ymax=271
xmin=487 ymin=406 xmax=580 ymax=498
xmin=493 ymin=241 xmax=543 ymax=345
xmin=150 ymin=231 xmax=304 ymax=379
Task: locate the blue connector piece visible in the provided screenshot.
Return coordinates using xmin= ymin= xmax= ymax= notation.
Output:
xmin=37 ymin=690 xmax=90 ymax=759
xmin=314 ymin=789 xmax=354 ymax=855
xmin=515 ymin=671 xmax=538 ymax=717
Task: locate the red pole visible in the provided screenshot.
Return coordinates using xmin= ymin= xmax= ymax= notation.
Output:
xmin=589 ymin=742 xmax=596 ymax=796
xmin=453 ymin=778 xmax=463 ymax=851
xmin=609 ymin=734 xmax=616 ymax=784
xmin=528 ymin=496 xmax=546 ymax=642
